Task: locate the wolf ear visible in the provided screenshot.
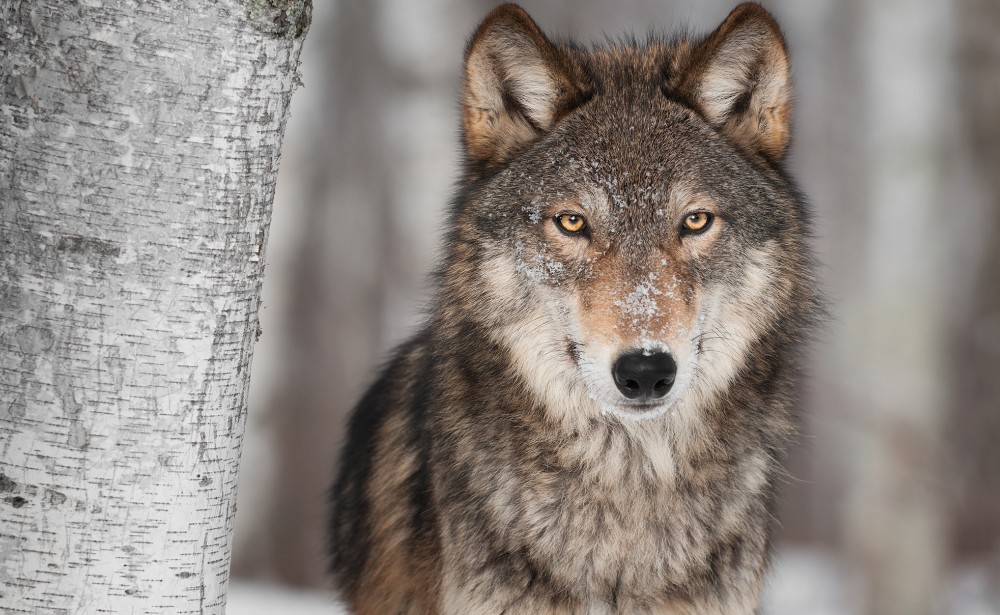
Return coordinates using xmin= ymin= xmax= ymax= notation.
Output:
xmin=673 ymin=3 xmax=792 ymax=162
xmin=462 ymin=4 xmax=590 ymax=171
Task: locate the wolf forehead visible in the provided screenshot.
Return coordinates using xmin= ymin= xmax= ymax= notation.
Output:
xmin=484 ymin=98 xmax=739 ymax=215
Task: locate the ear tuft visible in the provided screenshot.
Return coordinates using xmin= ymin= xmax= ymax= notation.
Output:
xmin=462 ymin=4 xmax=590 ymax=171
xmin=673 ymin=3 xmax=792 ymax=162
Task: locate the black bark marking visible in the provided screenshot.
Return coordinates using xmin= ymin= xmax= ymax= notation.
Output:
xmin=43 ymin=489 xmax=67 ymax=508
xmin=0 ymin=473 xmax=15 ymax=492
xmin=56 ymin=235 xmax=121 ymax=258
xmin=6 ymin=496 xmax=28 ymax=508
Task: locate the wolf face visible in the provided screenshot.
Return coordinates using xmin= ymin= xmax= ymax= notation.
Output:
xmin=453 ymin=4 xmax=809 ymax=425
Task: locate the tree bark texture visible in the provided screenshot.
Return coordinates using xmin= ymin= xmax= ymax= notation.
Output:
xmin=0 ymin=1 xmax=308 ymax=612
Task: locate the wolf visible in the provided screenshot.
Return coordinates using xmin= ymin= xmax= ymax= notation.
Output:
xmin=330 ymin=3 xmax=818 ymax=614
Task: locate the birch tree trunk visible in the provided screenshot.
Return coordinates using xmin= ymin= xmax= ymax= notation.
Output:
xmin=0 ymin=1 xmax=309 ymax=612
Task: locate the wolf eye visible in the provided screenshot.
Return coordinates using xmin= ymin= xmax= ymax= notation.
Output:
xmin=554 ymin=212 xmax=588 ymax=236
xmin=681 ymin=211 xmax=713 ymax=234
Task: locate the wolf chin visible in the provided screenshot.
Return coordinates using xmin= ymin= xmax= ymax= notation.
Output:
xmin=330 ymin=3 xmax=818 ymax=614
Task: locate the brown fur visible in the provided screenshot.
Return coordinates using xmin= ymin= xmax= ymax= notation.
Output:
xmin=331 ymin=4 xmax=818 ymax=614
xmin=353 ymin=409 xmax=441 ymax=614
xmin=669 ymin=3 xmax=792 ymax=162
xmin=462 ymin=4 xmax=592 ymax=171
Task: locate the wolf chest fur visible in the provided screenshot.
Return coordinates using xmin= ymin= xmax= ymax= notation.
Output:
xmin=330 ymin=3 xmax=818 ymax=614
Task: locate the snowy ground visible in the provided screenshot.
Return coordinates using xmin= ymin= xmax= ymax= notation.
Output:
xmin=227 ymin=548 xmax=999 ymax=614
xmin=227 ymin=580 xmax=341 ymax=614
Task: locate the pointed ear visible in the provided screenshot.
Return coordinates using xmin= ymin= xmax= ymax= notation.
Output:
xmin=673 ymin=3 xmax=792 ymax=162
xmin=462 ymin=4 xmax=590 ymax=171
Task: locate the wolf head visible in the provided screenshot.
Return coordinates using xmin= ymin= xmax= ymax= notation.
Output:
xmin=444 ymin=4 xmax=814 ymax=425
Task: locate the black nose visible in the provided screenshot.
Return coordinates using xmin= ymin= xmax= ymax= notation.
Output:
xmin=612 ymin=350 xmax=677 ymax=401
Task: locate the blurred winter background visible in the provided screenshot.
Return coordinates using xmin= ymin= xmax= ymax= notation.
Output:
xmin=226 ymin=0 xmax=1000 ymax=613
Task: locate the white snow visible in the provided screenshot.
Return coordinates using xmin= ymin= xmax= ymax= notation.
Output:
xmin=227 ymin=581 xmax=344 ymax=615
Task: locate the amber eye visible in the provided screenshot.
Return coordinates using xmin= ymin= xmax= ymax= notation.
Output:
xmin=682 ymin=211 xmax=713 ymax=234
xmin=554 ymin=212 xmax=588 ymax=235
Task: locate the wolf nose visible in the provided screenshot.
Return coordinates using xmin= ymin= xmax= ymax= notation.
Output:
xmin=612 ymin=351 xmax=677 ymax=401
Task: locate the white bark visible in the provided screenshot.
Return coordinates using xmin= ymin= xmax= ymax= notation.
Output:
xmin=0 ymin=1 xmax=308 ymax=612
